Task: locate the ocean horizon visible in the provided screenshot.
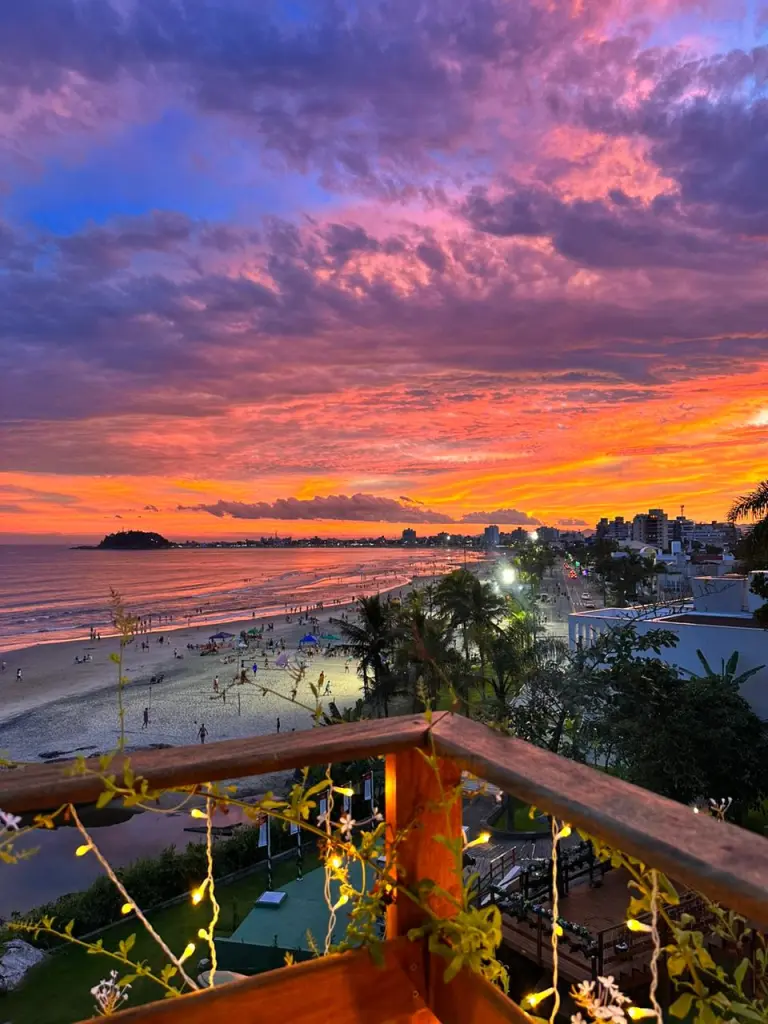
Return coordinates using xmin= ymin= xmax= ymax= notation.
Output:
xmin=0 ymin=545 xmax=472 ymax=652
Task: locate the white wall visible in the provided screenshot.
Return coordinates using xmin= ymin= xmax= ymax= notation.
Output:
xmin=569 ymin=610 xmax=768 ymax=720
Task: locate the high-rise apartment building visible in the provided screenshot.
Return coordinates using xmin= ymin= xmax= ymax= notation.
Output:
xmin=632 ymin=508 xmax=669 ymax=550
xmin=483 ymin=524 xmax=500 ymax=547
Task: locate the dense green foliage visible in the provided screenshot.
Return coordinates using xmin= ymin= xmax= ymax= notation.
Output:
xmin=333 ymin=564 xmax=768 ymax=817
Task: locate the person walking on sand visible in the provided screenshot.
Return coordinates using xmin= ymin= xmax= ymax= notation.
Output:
xmin=198 ymin=722 xmax=208 ymax=744
xmin=1 ymin=660 xmax=6 ymax=672
xmin=276 ymin=717 xmax=280 ymax=734
xmin=142 ymin=707 xmax=149 ymax=729
xmin=16 ymin=668 xmax=22 ymax=682
xmin=213 ymin=675 xmax=219 ymax=692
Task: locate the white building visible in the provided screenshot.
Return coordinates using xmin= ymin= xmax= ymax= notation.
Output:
xmin=569 ymin=573 xmax=768 ymax=719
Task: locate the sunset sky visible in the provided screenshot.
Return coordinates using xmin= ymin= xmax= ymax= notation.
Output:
xmin=1 ymin=0 xmax=767 ymax=542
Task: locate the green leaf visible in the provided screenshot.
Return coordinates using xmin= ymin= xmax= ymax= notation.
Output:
xmin=669 ymin=992 xmax=694 ymax=1018
xmin=695 ymin=1000 xmax=718 ymax=1024
xmin=109 ymin=652 xmax=121 ymax=664
xmin=443 ymin=954 xmax=464 ymax=984
xmin=727 ymin=1004 xmax=766 ymax=1022
xmin=733 ymin=957 xmax=750 ymax=990
xmin=667 ymin=953 xmax=687 ymax=978
xmin=96 ymin=789 xmax=114 ymax=810
xmin=696 ymin=946 xmax=716 ymax=971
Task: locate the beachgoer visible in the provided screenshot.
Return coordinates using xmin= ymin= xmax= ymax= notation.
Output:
xmin=16 ymin=668 xmax=22 ymax=682
xmin=276 ymin=717 xmax=280 ymax=734
xmin=213 ymin=676 xmax=219 ymax=692
xmin=222 ymin=688 xmax=226 ymax=704
xmin=198 ymin=723 xmax=208 ymax=744
xmin=143 ymin=707 xmax=149 ymax=729
xmin=1 ymin=660 xmax=5 ymax=672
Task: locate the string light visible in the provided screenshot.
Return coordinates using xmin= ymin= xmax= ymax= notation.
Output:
xmin=180 ymin=943 xmax=196 ymax=963
xmin=557 ymin=824 xmax=572 ymax=840
xmin=330 ymin=855 xmax=343 ymax=869
xmin=191 ymin=880 xmax=208 ymax=905
xmin=75 ymin=844 xmax=91 ymax=857
xmin=120 ymin=903 xmax=133 ymax=915
xmin=198 ymin=928 xmax=208 ymax=940
xmin=628 ymin=1008 xmax=656 ymax=1020
xmin=332 ymin=894 xmax=349 ymax=910
xmin=190 ymin=808 xmax=206 ymax=819
xmin=522 ymin=987 xmax=554 ymax=1009
xmin=334 ymin=786 xmax=354 ymax=796
xmin=465 ymin=831 xmax=491 ymax=849
xmin=626 ymin=919 xmax=652 ymax=933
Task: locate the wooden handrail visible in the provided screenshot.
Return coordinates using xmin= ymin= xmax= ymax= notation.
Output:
xmin=431 ymin=715 xmax=768 ymax=929
xmin=2 ymin=712 xmax=767 ymax=929
xmin=0 ymin=715 xmax=430 ymax=813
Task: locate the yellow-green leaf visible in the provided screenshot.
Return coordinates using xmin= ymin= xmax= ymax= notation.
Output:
xmin=669 ymin=992 xmax=694 ymax=1018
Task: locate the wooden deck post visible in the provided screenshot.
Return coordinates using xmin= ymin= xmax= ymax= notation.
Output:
xmin=385 ymin=746 xmax=463 ymax=938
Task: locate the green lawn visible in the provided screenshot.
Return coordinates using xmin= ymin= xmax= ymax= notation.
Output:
xmin=1 ymin=854 xmax=318 ymax=1024
xmin=491 ymin=798 xmax=549 ymax=834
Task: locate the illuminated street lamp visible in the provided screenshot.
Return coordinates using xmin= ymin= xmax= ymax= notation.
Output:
xmin=529 ymin=530 xmax=539 ymax=542
xmin=500 ymin=566 xmax=516 ymax=586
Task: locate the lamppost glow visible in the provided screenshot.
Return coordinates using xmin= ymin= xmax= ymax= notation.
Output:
xmin=529 ymin=530 xmax=539 ymax=542
xmin=500 ymin=566 xmax=516 ymax=585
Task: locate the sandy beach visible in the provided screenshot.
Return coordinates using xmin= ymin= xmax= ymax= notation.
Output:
xmin=0 ymin=574 xmax=451 ymax=765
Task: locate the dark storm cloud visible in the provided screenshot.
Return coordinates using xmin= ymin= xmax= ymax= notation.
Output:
xmin=462 ymin=185 xmax=763 ymax=270
xmin=460 ymin=508 xmax=541 ymax=525
xmin=0 ymin=0 xmax=599 ymax=181
xmin=178 ymin=493 xmax=454 ymax=523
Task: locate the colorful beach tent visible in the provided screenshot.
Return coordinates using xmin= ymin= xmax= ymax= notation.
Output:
xmin=210 ymin=631 xmax=235 ymax=640
xmin=299 ymin=634 xmax=318 ymax=644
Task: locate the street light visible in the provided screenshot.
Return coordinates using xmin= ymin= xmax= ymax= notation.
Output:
xmin=529 ymin=531 xmax=539 ymax=542
xmin=500 ymin=566 xmax=516 ymax=585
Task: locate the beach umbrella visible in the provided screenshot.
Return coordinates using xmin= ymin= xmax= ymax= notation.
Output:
xmin=299 ymin=633 xmax=318 ymax=644
xmin=209 ymin=631 xmax=235 ymax=640
xmin=246 ymin=627 xmax=259 ymax=636
xmin=321 ymin=633 xmax=341 ymax=641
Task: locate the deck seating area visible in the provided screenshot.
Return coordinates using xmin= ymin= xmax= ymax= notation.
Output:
xmin=1 ymin=712 xmax=766 ymax=1023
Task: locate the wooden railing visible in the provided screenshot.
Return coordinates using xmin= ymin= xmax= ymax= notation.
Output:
xmin=1 ymin=712 xmax=767 ymax=1024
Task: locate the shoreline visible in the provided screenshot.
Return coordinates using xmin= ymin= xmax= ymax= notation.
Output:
xmin=0 ymin=572 xmax=455 ymax=754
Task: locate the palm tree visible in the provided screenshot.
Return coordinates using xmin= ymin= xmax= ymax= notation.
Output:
xmin=331 ymin=595 xmax=396 ymax=716
xmin=728 ymin=477 xmax=768 ymax=581
xmin=394 ymin=593 xmax=457 ymax=710
xmin=436 ymin=568 xmax=506 ymax=668
xmin=729 ymin=479 xmax=768 ymax=523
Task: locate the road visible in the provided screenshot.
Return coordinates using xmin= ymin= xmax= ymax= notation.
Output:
xmin=528 ymin=561 xmax=606 ymax=641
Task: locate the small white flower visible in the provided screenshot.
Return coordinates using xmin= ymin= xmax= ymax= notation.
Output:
xmin=91 ymin=969 xmax=130 ymax=1016
xmin=0 ymin=809 xmax=21 ymax=831
xmin=371 ymin=806 xmax=384 ymax=823
xmin=339 ymin=813 xmax=356 ymax=838
xmin=571 ymin=1014 xmax=588 ymax=1024
xmin=317 ymin=809 xmax=329 ymax=827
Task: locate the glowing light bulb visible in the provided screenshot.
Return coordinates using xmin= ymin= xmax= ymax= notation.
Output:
xmin=522 ymin=987 xmax=554 ymax=1009
xmin=190 ymin=808 xmax=206 ymax=819
xmin=334 ymin=786 xmax=354 ymax=796
xmin=558 ymin=825 xmax=572 ymax=839
xmin=75 ymin=844 xmax=91 ymax=857
xmin=121 ymin=903 xmax=134 ymax=915
xmin=330 ymin=855 xmax=343 ymax=869
xmin=180 ymin=943 xmax=195 ymax=963
xmin=626 ymin=919 xmax=652 ymax=933
xmin=628 ymin=1009 xmax=656 ymax=1020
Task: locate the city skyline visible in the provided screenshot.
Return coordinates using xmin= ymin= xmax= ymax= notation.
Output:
xmin=1 ymin=1 xmax=767 ymax=541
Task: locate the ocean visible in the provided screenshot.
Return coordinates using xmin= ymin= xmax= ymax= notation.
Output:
xmin=0 ymin=545 xmax=469 ymax=652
